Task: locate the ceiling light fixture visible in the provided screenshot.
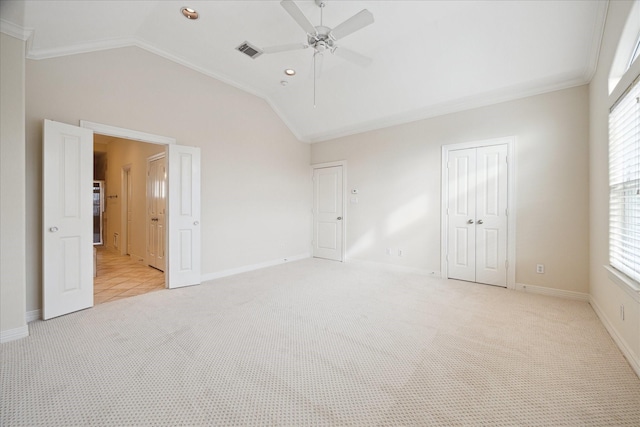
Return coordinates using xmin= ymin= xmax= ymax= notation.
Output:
xmin=181 ymin=7 xmax=199 ymax=20
xmin=284 ymin=69 xmax=296 ymax=76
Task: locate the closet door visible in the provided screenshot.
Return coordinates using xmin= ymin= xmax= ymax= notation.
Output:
xmin=447 ymin=148 xmax=477 ymax=282
xmin=475 ymin=145 xmax=508 ymax=286
xmin=447 ymin=144 xmax=508 ymax=287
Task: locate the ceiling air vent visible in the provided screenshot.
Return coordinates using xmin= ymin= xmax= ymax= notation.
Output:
xmin=236 ymin=41 xmax=263 ymax=59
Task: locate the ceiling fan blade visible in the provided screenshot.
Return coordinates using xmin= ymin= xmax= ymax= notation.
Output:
xmin=280 ymin=0 xmax=317 ymax=35
xmin=262 ymin=43 xmax=308 ymax=54
xmin=333 ymin=46 xmax=372 ymax=67
xmin=330 ymin=9 xmax=374 ymax=41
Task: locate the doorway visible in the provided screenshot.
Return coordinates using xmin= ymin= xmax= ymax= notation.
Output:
xmin=92 ymin=134 xmax=167 ymax=304
xmin=441 ymin=137 xmax=516 ymax=289
xmin=42 ymin=119 xmax=202 ymax=320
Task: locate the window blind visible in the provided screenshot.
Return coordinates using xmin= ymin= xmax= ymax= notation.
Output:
xmin=610 ymin=76 xmax=640 ymax=284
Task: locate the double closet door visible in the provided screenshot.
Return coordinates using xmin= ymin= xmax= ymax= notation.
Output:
xmin=447 ymin=144 xmax=508 ymax=287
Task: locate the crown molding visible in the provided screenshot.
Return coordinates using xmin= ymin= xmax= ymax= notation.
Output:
xmin=0 ymin=18 xmax=33 ymax=41
xmin=583 ymin=0 xmax=609 ymax=83
xmin=26 ymin=36 xmax=134 ymax=60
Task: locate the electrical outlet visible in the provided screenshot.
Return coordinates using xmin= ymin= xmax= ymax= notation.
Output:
xmin=398 ymin=249 xmax=403 ymax=257
xmin=536 ymin=264 xmax=545 ymax=274
xmin=620 ymin=304 xmax=625 ymax=321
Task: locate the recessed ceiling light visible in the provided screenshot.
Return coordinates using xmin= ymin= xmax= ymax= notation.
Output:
xmin=280 ymin=80 xmax=288 ymax=86
xmin=181 ymin=7 xmax=199 ymax=20
xmin=284 ymin=69 xmax=296 ymax=76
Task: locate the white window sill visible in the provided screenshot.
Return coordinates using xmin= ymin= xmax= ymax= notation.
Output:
xmin=604 ymin=265 xmax=640 ymax=303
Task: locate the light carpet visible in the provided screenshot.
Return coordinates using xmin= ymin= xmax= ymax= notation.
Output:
xmin=1 ymin=258 xmax=639 ymax=426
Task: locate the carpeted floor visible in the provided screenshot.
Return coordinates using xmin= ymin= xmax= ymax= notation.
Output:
xmin=1 ymin=258 xmax=639 ymax=426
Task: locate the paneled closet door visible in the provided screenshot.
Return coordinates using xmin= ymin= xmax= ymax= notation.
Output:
xmin=447 ymin=149 xmax=477 ymax=282
xmin=447 ymin=144 xmax=508 ymax=287
xmin=475 ymin=145 xmax=508 ymax=286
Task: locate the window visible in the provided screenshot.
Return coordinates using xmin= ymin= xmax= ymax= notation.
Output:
xmin=609 ymin=75 xmax=640 ymax=284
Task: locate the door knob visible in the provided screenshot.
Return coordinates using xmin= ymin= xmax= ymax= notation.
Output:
xmin=337 ymin=217 xmax=343 ymax=220
xmin=49 ymin=226 xmax=59 ymax=233
xmin=193 ymin=221 xmax=199 ymax=226
xmin=478 ymin=220 xmax=484 ymax=224
xmin=467 ymin=219 xmax=474 ymax=224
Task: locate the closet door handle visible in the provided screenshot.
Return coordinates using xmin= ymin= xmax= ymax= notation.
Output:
xmin=467 ymin=219 xmax=474 ymax=224
xmin=478 ymin=220 xmax=484 ymax=225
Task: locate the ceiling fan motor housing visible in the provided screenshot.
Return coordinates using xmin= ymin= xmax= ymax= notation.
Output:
xmin=309 ymin=26 xmax=335 ymax=52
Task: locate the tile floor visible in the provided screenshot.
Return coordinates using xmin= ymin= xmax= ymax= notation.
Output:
xmin=94 ymin=246 xmax=165 ymax=305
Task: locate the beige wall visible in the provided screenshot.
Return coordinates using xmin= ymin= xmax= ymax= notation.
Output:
xmin=97 ymin=136 xmax=165 ymax=261
xmin=0 ymin=33 xmax=27 ymax=337
xmin=589 ymin=0 xmax=640 ymax=372
xmin=25 ymin=46 xmax=311 ymax=313
xmin=311 ymin=85 xmax=590 ymax=294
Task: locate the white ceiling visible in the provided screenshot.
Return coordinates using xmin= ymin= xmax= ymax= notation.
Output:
xmin=0 ymin=0 xmax=607 ymax=142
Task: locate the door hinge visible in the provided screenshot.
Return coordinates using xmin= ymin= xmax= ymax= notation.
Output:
xmin=505 ymin=260 xmax=509 ymax=270
xmin=447 ymin=161 xmax=452 ymax=169
xmin=447 ymin=208 xmax=450 ymax=215
xmin=505 ymin=208 xmax=508 ymax=216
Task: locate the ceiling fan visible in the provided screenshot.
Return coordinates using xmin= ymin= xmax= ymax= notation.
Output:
xmin=260 ymin=0 xmax=375 ymax=106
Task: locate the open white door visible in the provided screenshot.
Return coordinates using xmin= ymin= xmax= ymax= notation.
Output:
xmin=43 ymin=120 xmax=94 ymax=319
xmin=167 ymin=144 xmax=201 ymax=288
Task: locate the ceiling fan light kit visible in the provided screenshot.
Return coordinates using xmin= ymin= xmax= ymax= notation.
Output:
xmin=238 ymin=0 xmax=374 ymax=107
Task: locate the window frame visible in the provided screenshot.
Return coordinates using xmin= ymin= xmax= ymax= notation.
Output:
xmin=609 ymin=73 xmax=640 ymax=290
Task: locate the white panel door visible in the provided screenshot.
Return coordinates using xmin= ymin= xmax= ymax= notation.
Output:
xmin=447 ymin=145 xmax=508 ymax=287
xmin=43 ymin=120 xmax=94 ymax=320
xmin=313 ymin=166 xmax=344 ymax=261
xmin=147 ymin=155 xmax=166 ymax=271
xmin=167 ymin=144 xmax=201 ymax=288
xmin=447 ymin=149 xmax=477 ymax=282
xmin=475 ymin=145 xmax=508 ymax=286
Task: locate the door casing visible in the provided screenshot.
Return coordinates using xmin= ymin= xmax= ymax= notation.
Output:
xmin=441 ymin=137 xmax=516 ymax=289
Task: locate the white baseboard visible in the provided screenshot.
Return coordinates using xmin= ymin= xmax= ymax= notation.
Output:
xmin=26 ymin=309 xmax=41 ymax=323
xmin=515 ymin=283 xmax=589 ymax=302
xmin=589 ymin=296 xmax=640 ymax=378
xmin=0 ymin=324 xmax=29 ymax=343
xmin=201 ymin=253 xmax=311 ymax=282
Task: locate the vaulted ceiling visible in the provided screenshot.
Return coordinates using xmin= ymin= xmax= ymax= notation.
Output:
xmin=0 ymin=0 xmax=607 ymax=142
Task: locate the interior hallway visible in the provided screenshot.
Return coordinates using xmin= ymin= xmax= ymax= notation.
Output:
xmin=94 ymin=247 xmax=165 ymax=304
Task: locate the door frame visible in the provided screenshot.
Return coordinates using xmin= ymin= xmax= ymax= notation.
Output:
xmin=81 ymin=120 xmax=175 ymax=285
xmin=311 ymin=160 xmax=347 ymax=262
xmin=440 ymin=137 xmax=517 ymax=289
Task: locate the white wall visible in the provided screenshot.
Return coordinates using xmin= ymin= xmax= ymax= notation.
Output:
xmin=0 ymin=33 xmax=27 ymax=340
xmin=25 ymin=46 xmax=311 ymax=313
xmin=589 ymin=0 xmax=640 ymax=375
xmin=311 ymin=85 xmax=590 ymax=295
